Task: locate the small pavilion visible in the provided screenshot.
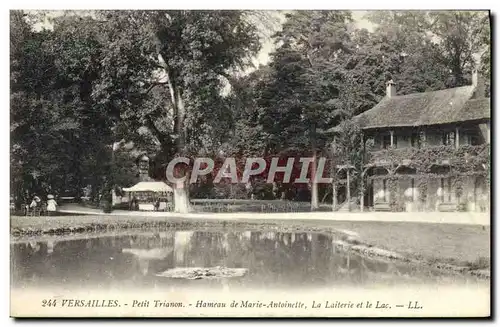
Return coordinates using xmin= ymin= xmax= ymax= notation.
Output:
xmin=122 ymin=154 xmax=173 ymax=211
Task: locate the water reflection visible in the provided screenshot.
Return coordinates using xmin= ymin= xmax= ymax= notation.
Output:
xmin=11 ymin=230 xmax=478 ymax=291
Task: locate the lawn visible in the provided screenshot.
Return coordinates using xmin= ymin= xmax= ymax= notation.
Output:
xmin=282 ymin=219 xmax=490 ymax=267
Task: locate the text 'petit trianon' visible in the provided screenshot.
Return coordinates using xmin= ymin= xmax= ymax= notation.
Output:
xmin=165 ymin=157 xmax=334 ymax=185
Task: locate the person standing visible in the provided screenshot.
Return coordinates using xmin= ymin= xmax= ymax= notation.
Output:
xmin=29 ymin=195 xmax=40 ymax=216
xmin=154 ymin=197 xmax=161 ymax=211
xmin=46 ymin=194 xmax=58 ymax=216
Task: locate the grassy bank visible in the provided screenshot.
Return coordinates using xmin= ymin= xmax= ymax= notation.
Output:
xmin=10 ymin=214 xmax=490 ymax=278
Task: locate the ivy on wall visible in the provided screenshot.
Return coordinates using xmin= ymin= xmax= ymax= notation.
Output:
xmin=368 ymin=144 xmax=490 ymax=174
xmin=364 ymin=144 xmax=490 ymax=211
xmin=416 ymin=178 xmax=427 ymax=204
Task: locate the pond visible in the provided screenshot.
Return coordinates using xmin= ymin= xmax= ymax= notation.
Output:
xmin=11 ymin=229 xmax=484 ymax=291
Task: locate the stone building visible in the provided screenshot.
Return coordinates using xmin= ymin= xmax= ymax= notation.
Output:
xmin=331 ymin=72 xmax=490 ymax=212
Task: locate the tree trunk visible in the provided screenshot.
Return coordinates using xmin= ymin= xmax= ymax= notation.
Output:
xmin=310 ymin=151 xmax=319 ymax=211
xmin=310 ymin=121 xmax=319 ymax=211
xmin=347 ymin=168 xmax=351 ymax=212
xmin=451 ymin=49 xmax=463 ymax=87
xmin=166 ymin=73 xmax=191 ymax=213
xmin=173 ymin=90 xmax=189 ymax=213
xmin=173 ymin=182 xmax=190 ymax=213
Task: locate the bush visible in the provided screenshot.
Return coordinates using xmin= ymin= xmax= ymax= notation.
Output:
xmin=101 ymin=192 xmax=113 ymax=213
xmin=457 ymin=202 xmax=468 ymax=212
xmin=253 ymin=183 xmax=275 ymax=200
xmin=102 ymin=201 xmax=113 ymax=213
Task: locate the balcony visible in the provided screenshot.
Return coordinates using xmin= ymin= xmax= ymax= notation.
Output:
xmin=366 ymin=144 xmax=490 ymax=173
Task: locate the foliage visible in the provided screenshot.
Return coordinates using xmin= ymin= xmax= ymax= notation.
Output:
xmin=367 ymin=10 xmax=490 ymax=88
xmin=349 ymin=16 xmax=448 ymax=100
xmin=97 ymin=10 xmax=265 ymax=212
xmin=427 ymin=11 xmax=490 ymax=87
xmin=230 ymin=11 xmax=356 ymax=208
xmin=366 ymin=143 xmax=490 ymax=212
xmin=97 ymin=10 xmax=263 ymax=155
xmin=10 ymin=10 xmax=266 ymax=212
xmin=233 ymin=11 xmax=358 ymax=155
xmin=329 ymin=120 xmax=374 ymax=205
xmin=368 ymin=144 xmax=490 ymax=174
xmin=10 ymin=11 xmax=113 ymax=203
xmin=331 ymin=120 xmax=367 ymax=169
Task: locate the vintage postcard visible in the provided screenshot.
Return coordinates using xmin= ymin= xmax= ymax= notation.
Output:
xmin=10 ymin=9 xmax=491 ymax=318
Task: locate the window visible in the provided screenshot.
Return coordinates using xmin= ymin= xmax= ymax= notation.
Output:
xmin=411 ymin=132 xmax=421 ymax=148
xmin=399 ymin=135 xmax=410 ymax=148
xmin=382 ymin=134 xmax=397 ymax=149
xmin=442 ymin=131 xmax=455 ymax=146
xmin=465 ymin=133 xmax=482 ymax=145
xmin=470 ymin=134 xmax=481 ymax=145
xmin=382 ymin=134 xmax=391 ymax=149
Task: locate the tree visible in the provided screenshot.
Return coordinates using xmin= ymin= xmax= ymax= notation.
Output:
xmin=228 ymin=66 xmax=274 ymax=157
xmin=10 ymin=10 xmax=270 ymax=212
xmin=10 ymin=11 xmax=92 ymax=203
xmin=367 ymin=10 xmax=490 ymax=88
xmin=10 ymin=11 xmax=123 ymax=207
xmin=428 ymin=11 xmax=490 ymax=87
xmin=256 ymin=11 xmax=354 ymax=210
xmin=91 ymin=11 xmax=264 ymax=212
xmin=330 ymin=119 xmax=372 ymax=210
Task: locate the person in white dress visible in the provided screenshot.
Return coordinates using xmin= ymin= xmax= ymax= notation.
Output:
xmin=46 ymin=195 xmax=57 ymax=216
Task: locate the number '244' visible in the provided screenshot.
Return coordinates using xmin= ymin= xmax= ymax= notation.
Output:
xmin=41 ymin=299 xmax=57 ymax=307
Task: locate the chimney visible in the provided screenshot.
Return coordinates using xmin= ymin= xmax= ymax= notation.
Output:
xmin=386 ymin=80 xmax=396 ymax=98
xmin=472 ymin=69 xmax=485 ymax=98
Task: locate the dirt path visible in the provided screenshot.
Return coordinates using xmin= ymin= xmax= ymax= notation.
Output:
xmin=53 ymin=203 xmax=491 ymax=225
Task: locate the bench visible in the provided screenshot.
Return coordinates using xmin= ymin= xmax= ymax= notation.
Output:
xmin=438 ymin=202 xmax=457 ymax=212
xmin=374 ymin=203 xmax=391 ymax=212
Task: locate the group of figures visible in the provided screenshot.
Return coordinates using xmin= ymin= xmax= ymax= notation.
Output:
xmin=23 ymin=194 xmax=58 ymax=216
